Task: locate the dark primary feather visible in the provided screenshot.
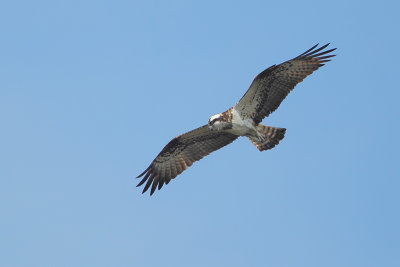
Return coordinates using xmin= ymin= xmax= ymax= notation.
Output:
xmin=137 ymin=125 xmax=238 ymax=195
xmin=235 ymin=43 xmax=336 ymax=124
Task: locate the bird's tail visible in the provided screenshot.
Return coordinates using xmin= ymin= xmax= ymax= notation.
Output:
xmin=248 ymin=124 xmax=286 ymax=152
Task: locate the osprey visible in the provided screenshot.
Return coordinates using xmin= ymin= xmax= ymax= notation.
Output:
xmin=137 ymin=43 xmax=336 ymax=195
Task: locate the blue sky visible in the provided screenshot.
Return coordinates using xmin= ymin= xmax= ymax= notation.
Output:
xmin=1 ymin=0 xmax=399 ymax=266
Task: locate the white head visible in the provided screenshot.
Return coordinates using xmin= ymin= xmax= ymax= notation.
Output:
xmin=208 ymin=113 xmax=229 ymax=131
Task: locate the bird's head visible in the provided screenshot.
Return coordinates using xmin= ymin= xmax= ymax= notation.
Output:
xmin=208 ymin=113 xmax=229 ymax=132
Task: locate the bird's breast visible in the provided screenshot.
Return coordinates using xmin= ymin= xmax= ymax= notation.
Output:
xmin=229 ymin=109 xmax=256 ymax=136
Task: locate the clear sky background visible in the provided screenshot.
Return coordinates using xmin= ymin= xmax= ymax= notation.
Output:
xmin=1 ymin=1 xmax=399 ymax=266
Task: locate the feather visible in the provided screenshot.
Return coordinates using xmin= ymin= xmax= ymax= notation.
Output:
xmin=137 ymin=125 xmax=238 ymax=195
xmin=235 ymin=43 xmax=336 ymax=124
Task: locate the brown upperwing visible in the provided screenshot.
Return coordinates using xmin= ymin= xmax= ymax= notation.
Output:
xmin=235 ymin=43 xmax=336 ymax=124
xmin=137 ymin=125 xmax=238 ymax=195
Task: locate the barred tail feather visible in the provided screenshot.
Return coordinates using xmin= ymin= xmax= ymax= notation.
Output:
xmin=249 ymin=125 xmax=286 ymax=151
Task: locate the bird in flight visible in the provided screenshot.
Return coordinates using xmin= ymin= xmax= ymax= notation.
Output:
xmin=137 ymin=43 xmax=336 ymax=195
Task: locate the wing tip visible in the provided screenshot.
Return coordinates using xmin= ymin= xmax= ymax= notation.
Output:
xmin=137 ymin=167 xmax=168 ymax=196
xmin=298 ymin=43 xmax=337 ymax=59
xmin=141 ymin=174 xmax=154 ymax=194
xmin=136 ymin=166 xmax=151 ymax=178
xmin=298 ymin=43 xmax=319 ymax=57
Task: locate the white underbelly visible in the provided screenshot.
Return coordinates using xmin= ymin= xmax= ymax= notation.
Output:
xmin=229 ymin=123 xmax=251 ymax=136
xmin=228 ymin=107 xmax=257 ymax=136
xmin=229 ymin=119 xmax=257 ymax=137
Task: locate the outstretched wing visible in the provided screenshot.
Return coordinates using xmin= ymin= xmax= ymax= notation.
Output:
xmin=235 ymin=43 xmax=336 ymax=124
xmin=137 ymin=125 xmax=238 ymax=195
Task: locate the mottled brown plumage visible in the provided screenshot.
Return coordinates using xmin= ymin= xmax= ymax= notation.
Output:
xmin=235 ymin=43 xmax=336 ymax=124
xmin=137 ymin=125 xmax=238 ymax=195
xmin=137 ymin=43 xmax=336 ymax=195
